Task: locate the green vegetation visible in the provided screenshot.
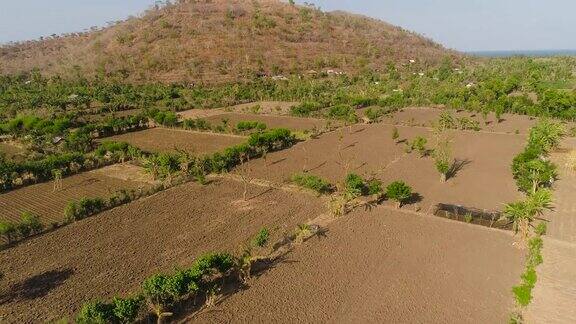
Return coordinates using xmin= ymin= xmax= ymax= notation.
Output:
xmin=0 ymin=212 xmax=43 ymax=243
xmin=409 ymin=136 xmax=428 ymax=157
xmin=385 ymin=181 xmax=412 ymax=208
xmin=252 ymin=227 xmax=270 ymax=248
xmin=291 ymin=173 xmax=333 ymax=194
xmin=236 ymin=121 xmax=267 ymax=132
xmin=77 ymin=252 xmax=234 ymax=323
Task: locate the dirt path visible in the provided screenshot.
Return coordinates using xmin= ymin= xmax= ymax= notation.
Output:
xmin=525 ymin=238 xmax=576 ymax=324
xmin=524 ymin=138 xmax=576 ymax=323
xmin=187 ymin=207 xmax=524 ymax=323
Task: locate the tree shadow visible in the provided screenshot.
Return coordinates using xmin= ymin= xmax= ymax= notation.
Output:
xmin=406 ymin=192 xmax=423 ymax=205
xmin=342 ymin=142 xmax=358 ymax=150
xmin=447 ymin=159 xmax=471 ymax=180
xmin=0 ymin=268 xmax=74 ymax=304
xmin=268 ymin=158 xmax=287 ymax=166
xmin=307 ymin=161 xmax=327 ymax=172
xmin=352 ymin=128 xmax=366 ymax=134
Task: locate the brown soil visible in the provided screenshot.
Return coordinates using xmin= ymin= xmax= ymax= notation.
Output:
xmin=178 ymin=101 xmax=300 ymax=119
xmin=545 ymin=137 xmax=576 ymax=243
xmin=0 ymin=179 xmax=325 ymax=323
xmin=382 ymin=107 xmax=542 ymax=135
xmin=525 ymin=238 xmax=576 ymax=324
xmin=236 ymin=123 xmax=525 ymax=211
xmin=0 ymin=164 xmax=151 ymax=225
xmin=204 ymin=112 xmax=330 ymax=132
xmin=188 ymin=208 xmax=524 ymax=323
xmin=102 ymin=128 xmax=246 ymax=155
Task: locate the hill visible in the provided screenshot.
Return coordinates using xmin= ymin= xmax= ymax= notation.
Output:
xmin=0 ymin=0 xmax=458 ymax=84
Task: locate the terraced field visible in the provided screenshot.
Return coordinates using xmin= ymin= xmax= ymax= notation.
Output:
xmin=103 ymin=128 xmax=246 ymax=155
xmin=0 ymin=164 xmax=153 ymax=225
xmin=204 ymin=112 xmax=332 ymax=132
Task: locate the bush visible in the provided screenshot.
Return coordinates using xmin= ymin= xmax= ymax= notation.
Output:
xmin=76 ymin=300 xmax=115 ymax=324
xmin=327 ymin=105 xmax=358 ymax=122
xmin=410 ymin=136 xmax=428 ymax=157
xmin=291 ymin=173 xmax=332 ymax=194
xmin=17 ymin=212 xmax=43 ymax=237
xmin=64 ymin=197 xmax=106 ymax=222
xmin=112 ymin=295 xmax=144 ymax=323
xmin=527 ymin=119 xmax=565 ymax=153
xmin=290 ymin=102 xmax=322 ymax=117
xmin=344 ymin=173 xmax=367 ymax=197
xmin=252 ymin=227 xmax=270 ymax=247
xmin=367 ymin=179 xmax=383 ymax=195
xmin=0 ymin=220 xmax=17 ymax=243
xmin=236 ymin=121 xmax=267 ymax=132
xmin=386 ymin=181 xmax=412 ymax=208
xmin=512 ymin=283 xmax=532 ymax=307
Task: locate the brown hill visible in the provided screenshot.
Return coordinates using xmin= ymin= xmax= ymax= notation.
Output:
xmin=0 ymin=0 xmax=459 ymax=84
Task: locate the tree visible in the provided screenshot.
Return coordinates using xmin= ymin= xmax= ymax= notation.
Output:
xmin=0 ymin=221 xmax=17 ymax=243
xmin=391 ymin=127 xmax=399 ymax=143
xmin=433 ymin=138 xmax=452 ymax=182
xmin=385 ymin=181 xmax=412 ymax=208
xmin=503 ymin=189 xmax=552 ymax=243
xmin=410 ymin=136 xmax=428 ymax=157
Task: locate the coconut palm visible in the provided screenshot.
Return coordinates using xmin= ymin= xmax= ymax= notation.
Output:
xmin=503 ymin=189 xmax=552 ymax=243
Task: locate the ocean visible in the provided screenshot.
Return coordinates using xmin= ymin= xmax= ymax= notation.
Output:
xmin=467 ymin=49 xmax=576 ymax=58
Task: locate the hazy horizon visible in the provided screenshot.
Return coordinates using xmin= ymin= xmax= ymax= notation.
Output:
xmin=1 ymin=0 xmax=575 ymax=53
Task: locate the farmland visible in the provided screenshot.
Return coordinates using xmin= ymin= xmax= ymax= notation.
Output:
xmin=0 ymin=164 xmax=153 ymax=224
xmin=0 ymin=178 xmax=325 ymax=322
xmin=1 ymin=0 xmax=576 ymax=323
xmin=102 ymin=128 xmax=246 ymax=155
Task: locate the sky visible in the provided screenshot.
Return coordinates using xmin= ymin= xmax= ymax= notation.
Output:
xmin=1 ymin=0 xmax=575 ymax=51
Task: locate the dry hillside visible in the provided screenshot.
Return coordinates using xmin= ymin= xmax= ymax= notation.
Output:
xmin=0 ymin=0 xmax=458 ymax=84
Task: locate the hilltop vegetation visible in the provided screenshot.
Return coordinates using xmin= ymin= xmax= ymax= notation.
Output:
xmin=0 ymin=0 xmax=455 ymax=83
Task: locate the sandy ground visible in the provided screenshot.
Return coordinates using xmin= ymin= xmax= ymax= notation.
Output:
xmin=380 ymin=107 xmax=543 ymax=135
xmin=235 ymin=123 xmax=525 ymax=211
xmin=188 ymin=208 xmax=524 ymax=324
xmin=178 ymin=101 xmax=300 ymax=119
xmin=525 ymin=238 xmax=576 ymax=324
xmin=524 ymin=137 xmax=576 ymax=323
xmin=0 ymin=164 xmax=151 ymax=225
xmin=0 ymin=179 xmax=325 ymax=323
xmin=545 ymin=137 xmax=576 ymax=242
xmin=103 ymin=127 xmax=246 ymax=155
xmin=204 ymin=112 xmax=332 ymax=132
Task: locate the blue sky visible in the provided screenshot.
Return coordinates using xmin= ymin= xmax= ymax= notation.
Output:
xmin=1 ymin=0 xmax=575 ymax=51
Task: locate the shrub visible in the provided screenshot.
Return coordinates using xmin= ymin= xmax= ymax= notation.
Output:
xmin=76 ymin=300 xmax=114 ymax=324
xmin=112 ymin=295 xmax=144 ymax=323
xmin=365 ymin=107 xmax=386 ymax=122
xmin=327 ymin=105 xmax=358 ymax=122
xmin=367 ymin=179 xmax=383 ymax=195
xmin=410 ymin=136 xmax=428 ymax=157
xmin=291 ymin=173 xmax=332 ymax=194
xmin=17 ymin=212 xmax=43 ymax=237
xmin=252 ymin=227 xmax=270 ymax=247
xmin=290 ymin=102 xmax=322 ymax=117
xmin=0 ymin=220 xmax=17 ymax=243
xmin=236 ymin=121 xmax=266 ymax=132
xmin=512 ymin=283 xmax=532 ymax=307
xmin=391 ymin=127 xmax=399 ymax=142
xmin=64 ymin=197 xmax=106 ymax=222
xmin=527 ymin=119 xmax=565 ymax=153
xmin=344 ymin=173 xmax=367 ymax=197
xmin=386 ymin=181 xmax=412 ymax=208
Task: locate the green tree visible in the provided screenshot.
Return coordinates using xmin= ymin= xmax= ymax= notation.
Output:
xmin=385 ymin=181 xmax=412 ymax=208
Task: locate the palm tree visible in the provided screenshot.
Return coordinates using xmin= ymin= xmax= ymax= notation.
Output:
xmin=503 ymin=189 xmax=552 ymax=243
